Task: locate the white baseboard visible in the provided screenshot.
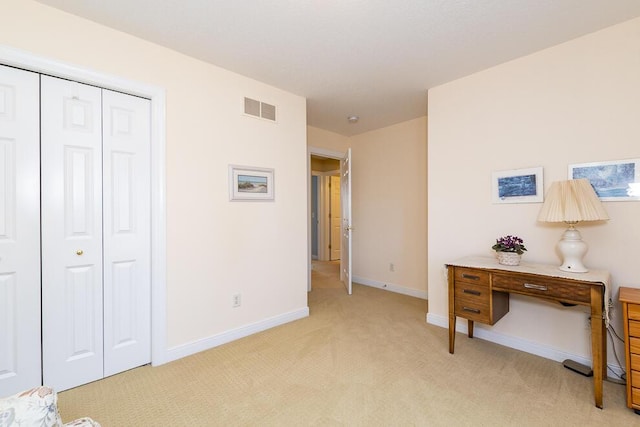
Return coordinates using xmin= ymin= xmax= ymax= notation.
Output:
xmin=353 ymin=276 xmax=427 ymax=300
xmin=162 ymin=307 xmax=309 ymax=364
xmin=426 ymin=313 xmax=624 ymax=378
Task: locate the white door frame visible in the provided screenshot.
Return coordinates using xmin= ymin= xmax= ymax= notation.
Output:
xmin=0 ymin=45 xmax=169 ymax=366
xmin=307 ymin=146 xmax=346 ymax=292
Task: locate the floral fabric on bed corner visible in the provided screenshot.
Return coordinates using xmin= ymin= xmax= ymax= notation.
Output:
xmin=0 ymin=386 xmax=63 ymax=427
xmin=0 ymin=386 xmax=100 ymax=427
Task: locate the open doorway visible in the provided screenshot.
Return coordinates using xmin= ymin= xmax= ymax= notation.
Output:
xmin=310 ymin=155 xmax=341 ymax=262
xmin=308 ymin=147 xmax=352 ymax=294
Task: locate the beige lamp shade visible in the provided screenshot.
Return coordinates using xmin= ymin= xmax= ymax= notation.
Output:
xmin=537 ymin=178 xmax=608 ymax=273
xmin=537 ymin=178 xmax=609 ymax=223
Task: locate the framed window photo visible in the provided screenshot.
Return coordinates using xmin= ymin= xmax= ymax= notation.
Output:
xmin=569 ymin=158 xmax=640 ymax=201
xmin=229 ymin=165 xmax=274 ymax=201
xmin=492 ymin=167 xmax=543 ymax=204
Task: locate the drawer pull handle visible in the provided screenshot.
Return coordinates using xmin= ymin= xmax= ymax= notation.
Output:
xmin=463 ymin=289 xmax=481 ymax=296
xmin=462 ymin=274 xmax=480 ymax=280
xmin=463 ymin=306 xmax=481 ymax=314
xmin=524 ymin=283 xmax=548 ymax=291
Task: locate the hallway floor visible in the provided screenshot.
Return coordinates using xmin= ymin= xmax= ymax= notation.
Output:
xmin=311 ymin=260 xmax=342 ymax=289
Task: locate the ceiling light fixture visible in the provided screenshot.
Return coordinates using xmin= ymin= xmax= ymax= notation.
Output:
xmin=347 ymin=115 xmax=359 ymax=123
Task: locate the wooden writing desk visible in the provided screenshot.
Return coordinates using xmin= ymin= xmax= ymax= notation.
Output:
xmin=447 ymin=256 xmax=609 ymax=409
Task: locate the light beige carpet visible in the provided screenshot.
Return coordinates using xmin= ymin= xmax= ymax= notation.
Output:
xmin=59 ymin=261 xmax=636 ymax=426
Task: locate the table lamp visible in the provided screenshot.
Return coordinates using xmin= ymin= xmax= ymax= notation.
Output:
xmin=537 ymin=178 xmax=609 ymax=273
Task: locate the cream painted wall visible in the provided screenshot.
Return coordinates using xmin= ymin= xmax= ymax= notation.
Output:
xmin=308 ymin=126 xmax=350 ymax=154
xmin=350 ymin=117 xmax=428 ymax=297
xmin=428 ymin=17 xmax=640 ymax=367
xmin=2 ymin=1 xmax=308 ymax=352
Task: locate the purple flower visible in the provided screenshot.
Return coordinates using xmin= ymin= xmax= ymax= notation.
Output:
xmin=491 ymin=235 xmax=527 ymax=254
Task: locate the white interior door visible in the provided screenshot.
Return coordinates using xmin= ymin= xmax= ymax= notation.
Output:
xmin=329 ymin=175 xmax=341 ymax=260
xmin=0 ymin=65 xmax=41 ymax=396
xmin=102 ymin=89 xmax=151 ymax=376
xmin=41 ymin=75 xmax=104 ymax=391
xmin=340 ymin=148 xmax=352 ymax=295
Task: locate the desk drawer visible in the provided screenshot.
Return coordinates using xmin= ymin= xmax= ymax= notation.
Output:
xmin=632 ymin=370 xmax=640 ymax=390
xmin=492 ymin=273 xmax=591 ymax=304
xmin=630 ymin=304 xmax=640 ymax=321
xmin=633 ymin=387 xmax=640 ymax=407
xmin=631 ymin=337 xmax=640 ymax=354
xmin=454 ymin=296 xmax=491 ymax=324
xmin=454 ymin=281 xmax=491 ymax=303
xmin=454 ymin=268 xmax=490 ymax=285
xmin=630 ymin=320 xmax=640 ymax=338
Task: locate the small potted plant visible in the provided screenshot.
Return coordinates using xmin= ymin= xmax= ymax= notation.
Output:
xmin=492 ymin=235 xmax=527 ymax=266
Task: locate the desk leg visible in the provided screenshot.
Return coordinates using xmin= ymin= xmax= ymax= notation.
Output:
xmin=448 ymin=266 xmax=456 ymax=354
xmin=591 ymin=286 xmax=605 ymax=409
xmin=449 ymin=313 xmax=456 ymax=354
xmin=468 ymin=319 xmax=474 ymax=338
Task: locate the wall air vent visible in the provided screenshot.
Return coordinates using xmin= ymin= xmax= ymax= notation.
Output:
xmin=244 ymin=97 xmax=277 ymax=122
xmin=244 ymin=97 xmax=260 ymax=117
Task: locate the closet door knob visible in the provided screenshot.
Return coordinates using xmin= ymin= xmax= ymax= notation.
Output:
xmin=76 ymin=250 xmax=84 ymax=256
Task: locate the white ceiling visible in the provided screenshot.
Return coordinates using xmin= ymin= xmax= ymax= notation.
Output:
xmin=36 ymin=0 xmax=640 ymax=136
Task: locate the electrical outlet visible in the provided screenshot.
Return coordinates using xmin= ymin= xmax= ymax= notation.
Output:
xmin=389 ymin=263 xmax=395 ymax=272
xmin=232 ymin=293 xmax=241 ymax=308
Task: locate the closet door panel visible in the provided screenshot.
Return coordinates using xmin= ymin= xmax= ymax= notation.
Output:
xmin=103 ymin=90 xmax=151 ymax=376
xmin=41 ymin=75 xmax=103 ymax=392
xmin=0 ymin=65 xmax=40 ymax=397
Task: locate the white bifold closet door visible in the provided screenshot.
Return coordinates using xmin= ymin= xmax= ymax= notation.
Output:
xmin=101 ymin=89 xmax=151 ymax=377
xmin=0 ymin=65 xmax=41 ymax=397
xmin=41 ymin=75 xmax=151 ymax=391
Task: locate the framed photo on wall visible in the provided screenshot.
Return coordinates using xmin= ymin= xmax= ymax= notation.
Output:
xmin=229 ymin=165 xmax=275 ymax=201
xmin=569 ymin=158 xmax=640 ymax=201
xmin=491 ymin=167 xmax=544 ymax=204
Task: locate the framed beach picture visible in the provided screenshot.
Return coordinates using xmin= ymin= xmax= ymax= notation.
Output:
xmin=229 ymin=165 xmax=275 ymax=201
xmin=569 ymin=158 xmax=640 ymax=201
xmin=491 ymin=167 xmax=543 ymax=204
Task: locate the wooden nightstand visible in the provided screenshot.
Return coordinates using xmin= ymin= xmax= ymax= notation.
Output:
xmin=619 ymin=286 xmax=640 ymax=415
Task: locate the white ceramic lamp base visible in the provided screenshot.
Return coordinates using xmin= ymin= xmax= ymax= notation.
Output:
xmin=557 ymin=227 xmax=589 ymax=273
